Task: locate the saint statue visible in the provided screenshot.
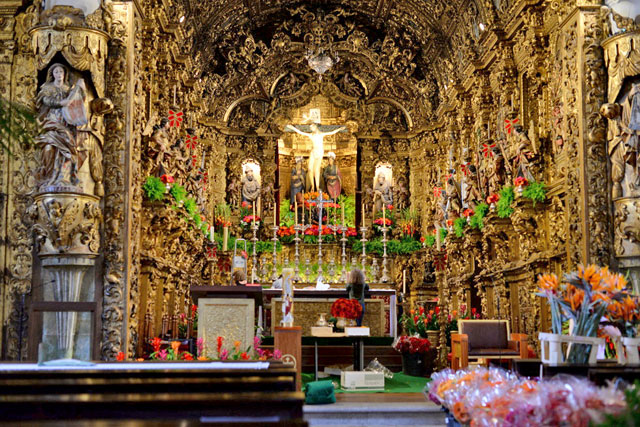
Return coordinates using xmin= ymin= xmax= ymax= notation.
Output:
xmin=373 ymin=173 xmax=393 ymax=216
xmin=35 ymin=63 xmax=88 ymax=189
xmin=290 ymin=156 xmax=306 ymax=206
xmin=601 ymin=82 xmax=640 ymax=199
xmin=241 ymin=168 xmax=261 ymax=204
xmin=462 ymin=165 xmax=483 ymax=209
xmin=147 ymin=118 xmax=171 ymax=177
xmin=322 ymin=152 xmax=341 ymax=200
xmin=285 ymin=123 xmax=346 ymax=193
xmin=510 ymin=125 xmax=537 ymax=182
xmin=394 ymin=177 xmax=409 ymax=210
xmin=445 ymin=175 xmax=462 ymax=218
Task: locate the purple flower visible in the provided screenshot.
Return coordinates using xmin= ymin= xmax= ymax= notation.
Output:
xmin=220 ymin=349 xmax=229 ymax=361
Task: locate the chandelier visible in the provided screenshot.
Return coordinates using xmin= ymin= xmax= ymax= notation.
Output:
xmin=306 ymin=48 xmax=339 ymax=76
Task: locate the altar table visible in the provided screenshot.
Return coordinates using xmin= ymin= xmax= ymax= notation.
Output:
xmin=264 ymin=288 xmax=396 ymax=337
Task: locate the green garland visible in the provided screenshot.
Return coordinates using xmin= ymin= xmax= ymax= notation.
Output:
xmin=453 ymin=217 xmax=467 ymax=238
xmin=439 ymin=227 xmax=448 ymax=241
xmin=469 ymin=203 xmax=489 ymax=230
xmin=496 ymin=186 xmax=515 ymax=218
xmin=425 ymin=234 xmax=436 ymax=247
xmin=142 ymin=176 xmax=165 ymax=202
xmin=351 ymin=237 xmax=422 ymax=256
xmin=522 ymin=181 xmax=546 ymax=206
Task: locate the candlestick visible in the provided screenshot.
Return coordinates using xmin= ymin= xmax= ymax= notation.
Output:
xmin=271 ymin=224 xmax=279 ymax=281
xmin=403 ymin=270 xmax=406 ymax=294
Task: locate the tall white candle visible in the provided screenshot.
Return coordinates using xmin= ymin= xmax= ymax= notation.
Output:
xmin=273 ymin=202 xmax=276 ymax=225
xmin=361 ymin=203 xmax=365 ymax=227
xmin=383 ymin=205 xmax=386 ymax=224
xmin=436 ymin=226 xmax=441 ymax=251
xmin=252 ymin=203 xmax=256 ymax=226
xmin=294 ymin=199 xmax=298 ymax=225
xmin=341 ymin=203 xmax=345 ymax=226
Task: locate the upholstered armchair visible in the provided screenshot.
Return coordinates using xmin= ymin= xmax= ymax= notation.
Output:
xmin=451 ymin=320 xmax=527 ymax=369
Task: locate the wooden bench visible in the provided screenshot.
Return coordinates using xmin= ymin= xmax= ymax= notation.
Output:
xmin=0 ymin=362 xmax=305 ymax=424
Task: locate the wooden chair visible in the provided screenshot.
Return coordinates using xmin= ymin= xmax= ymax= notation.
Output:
xmin=451 ymin=319 xmax=527 ymax=369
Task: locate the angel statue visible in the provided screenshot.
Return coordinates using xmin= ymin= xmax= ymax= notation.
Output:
xmin=285 ymin=123 xmax=346 ymax=193
xmin=35 ymin=63 xmax=88 ymax=189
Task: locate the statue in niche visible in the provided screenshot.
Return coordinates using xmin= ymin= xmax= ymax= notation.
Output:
xmin=373 ymin=173 xmax=393 ymax=216
xmin=290 ymin=156 xmax=306 ymax=207
xmin=241 ymin=168 xmax=261 ymax=204
xmin=601 ymin=83 xmax=640 ymax=198
xmin=510 ymin=124 xmax=538 ymax=182
xmin=35 ymin=63 xmax=88 ymax=189
xmin=483 ymin=145 xmax=507 ymax=196
xmin=285 ymin=123 xmax=346 ymax=193
xmin=394 ymin=176 xmax=409 ymax=211
xmin=147 ymin=118 xmax=171 ymax=177
xmin=445 ymin=173 xmax=462 ymax=218
xmin=323 ymin=152 xmax=342 ymax=200
xmin=363 ymin=184 xmax=374 ymax=214
xmin=462 ymin=165 xmax=483 ymax=209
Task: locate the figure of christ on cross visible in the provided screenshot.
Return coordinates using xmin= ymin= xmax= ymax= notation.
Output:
xmin=285 ymin=123 xmax=346 ymax=193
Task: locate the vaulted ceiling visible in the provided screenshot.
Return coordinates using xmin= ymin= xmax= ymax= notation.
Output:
xmin=167 ymin=0 xmax=499 ymax=130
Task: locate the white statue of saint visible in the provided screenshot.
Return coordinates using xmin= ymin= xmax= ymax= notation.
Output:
xmin=285 ymin=123 xmax=346 ymax=192
xmin=281 ymin=268 xmax=294 ymax=327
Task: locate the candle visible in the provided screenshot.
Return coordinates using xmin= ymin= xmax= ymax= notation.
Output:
xmin=403 ymin=270 xmax=406 ymax=294
xmin=223 ymin=226 xmax=229 ymax=252
xmin=341 ymin=203 xmax=345 ymax=226
xmin=361 ymin=203 xmax=365 ymax=227
xmin=173 ymin=85 xmax=177 ymax=106
xmin=294 ymin=199 xmax=298 ymax=225
xmin=383 ymin=204 xmax=386 ymax=224
xmin=209 ymin=225 xmax=214 ymax=243
xmin=273 ymin=202 xmax=276 ymax=225
xmin=436 ymin=225 xmax=441 ymax=251
xmin=252 ymin=203 xmax=256 ymax=226
xmin=257 ymin=197 xmax=261 ymax=219
xmin=258 ymin=308 xmax=263 ymax=330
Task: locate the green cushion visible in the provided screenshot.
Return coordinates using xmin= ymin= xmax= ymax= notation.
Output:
xmin=304 ymin=380 xmax=336 ymax=404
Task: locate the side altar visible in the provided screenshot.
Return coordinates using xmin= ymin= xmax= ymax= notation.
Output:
xmin=191 ymin=286 xmax=264 ymax=358
xmin=263 ymin=286 xmax=396 ymax=337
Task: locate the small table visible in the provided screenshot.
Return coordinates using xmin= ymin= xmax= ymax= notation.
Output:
xmin=311 ymin=335 xmax=366 ymax=381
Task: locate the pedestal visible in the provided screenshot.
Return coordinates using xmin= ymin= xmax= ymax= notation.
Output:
xmin=275 ymin=326 xmax=302 ymax=391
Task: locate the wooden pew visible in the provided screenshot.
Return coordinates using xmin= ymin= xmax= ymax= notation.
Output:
xmin=0 ymin=362 xmax=305 ymax=424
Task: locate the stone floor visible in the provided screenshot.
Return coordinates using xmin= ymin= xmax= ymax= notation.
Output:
xmin=304 ymin=392 xmax=446 ymax=426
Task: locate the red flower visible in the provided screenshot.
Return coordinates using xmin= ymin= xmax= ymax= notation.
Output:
xmin=419 ymin=306 xmax=424 ymax=315
xmin=487 ymin=194 xmax=500 ymax=204
xmin=420 ymin=236 xmax=425 ymax=243
xmin=435 ymin=306 xmax=440 ymax=314
xmin=217 ymin=336 xmax=223 ymax=356
xmin=182 ymin=352 xmax=194 ymax=361
xmin=514 ymin=176 xmax=528 ymax=187
xmin=374 ymin=218 xmax=392 ymax=226
xmin=387 ymin=205 xmax=393 ymax=210
xmin=240 ymin=352 xmax=250 ymax=360
xmin=240 ymin=250 xmax=248 ymax=259
xmin=393 ymin=336 xmax=431 ymax=354
xmin=446 ymin=219 xmax=453 ymax=227
xmin=152 ymin=337 xmax=162 ymax=352
xmin=116 ymin=351 xmax=125 ymax=361
xmin=160 ymin=174 xmax=175 ymax=184
xmin=331 ymin=298 xmax=362 ymax=319
xmin=462 ymin=208 xmax=474 ymax=217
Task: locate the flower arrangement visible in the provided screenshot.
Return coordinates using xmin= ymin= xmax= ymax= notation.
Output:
xmin=486 ymin=193 xmax=499 ymax=205
xmin=401 ymin=306 xmax=440 ymax=337
xmin=428 ymin=367 xmax=627 ymax=426
xmin=513 ymin=176 xmax=529 ymax=187
xmin=150 ymin=338 xmax=195 ymax=361
xmin=393 ymin=336 xmax=431 ymax=354
xmin=331 ymin=298 xmax=362 ymax=320
xmin=537 ymin=265 xmax=631 ymax=363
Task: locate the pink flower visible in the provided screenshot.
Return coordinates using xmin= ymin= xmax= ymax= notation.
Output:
xmin=197 ymin=337 xmax=205 ymax=357
xmin=253 ymin=335 xmax=261 ymax=349
xmin=273 ymin=349 xmax=282 ymax=360
xmin=158 ymin=349 xmax=168 ymax=360
xmin=220 ymin=349 xmax=229 ymax=361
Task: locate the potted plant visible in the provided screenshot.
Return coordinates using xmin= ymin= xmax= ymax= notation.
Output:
xmin=392 ymin=335 xmax=431 ymax=376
